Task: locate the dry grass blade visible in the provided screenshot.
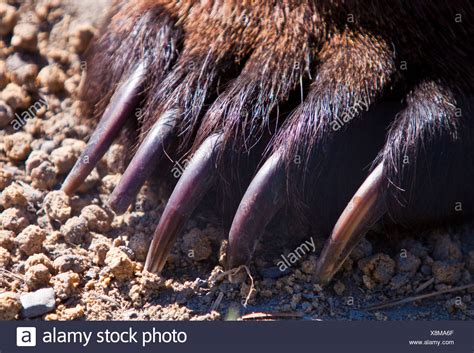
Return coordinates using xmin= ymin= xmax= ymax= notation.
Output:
xmin=366 ymin=283 xmax=474 ymax=311
xmin=241 ymin=312 xmax=304 ymax=321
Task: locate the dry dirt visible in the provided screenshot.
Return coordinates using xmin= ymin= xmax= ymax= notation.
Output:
xmin=0 ymin=0 xmax=473 ymax=321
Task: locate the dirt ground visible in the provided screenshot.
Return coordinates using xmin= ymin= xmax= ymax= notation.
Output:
xmin=0 ymin=0 xmax=473 ymax=321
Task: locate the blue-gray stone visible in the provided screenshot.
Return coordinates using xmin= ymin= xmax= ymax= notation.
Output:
xmin=20 ymin=287 xmax=56 ymax=318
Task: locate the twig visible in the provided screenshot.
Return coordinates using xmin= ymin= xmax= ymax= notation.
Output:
xmin=208 ymin=265 xmax=255 ymax=307
xmin=366 ymin=283 xmax=474 ymax=311
xmin=241 ymin=312 xmax=304 ymax=321
xmin=210 ymin=291 xmax=224 ymax=312
xmin=415 ymin=277 xmax=434 ymax=293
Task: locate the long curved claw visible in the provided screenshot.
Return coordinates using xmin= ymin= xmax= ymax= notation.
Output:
xmin=61 ymin=62 xmax=147 ymax=195
xmin=144 ymin=133 xmax=223 ymax=273
xmin=108 ymin=112 xmax=176 ymax=214
xmin=227 ymin=151 xmax=286 ymax=270
xmin=313 ymin=163 xmax=387 ymax=284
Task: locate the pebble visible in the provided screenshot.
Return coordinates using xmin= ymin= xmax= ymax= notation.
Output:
xmin=1 ymin=183 xmax=28 ymax=208
xmin=0 ymin=230 xmax=15 ymax=250
xmin=432 ymin=235 xmax=462 ymax=262
xmin=0 ymin=83 xmax=31 ymax=110
xmin=333 ymin=281 xmax=346 ymax=296
xmin=0 ymin=3 xmax=18 ymax=36
xmin=11 ymin=23 xmax=39 ymax=52
xmin=43 ymin=190 xmax=71 ymax=223
xmin=396 ymin=251 xmax=421 ymax=276
xmin=0 ymin=247 xmax=11 ymax=268
xmin=77 ymin=168 xmax=99 ymax=193
xmin=50 ymin=145 xmax=78 ymax=174
xmin=25 ymin=253 xmax=54 ymax=273
xmin=15 ymin=225 xmax=47 ymax=256
xmin=0 ymin=167 xmax=13 ymax=189
xmin=350 ymin=238 xmax=373 ymax=261
xmin=432 ymin=261 xmax=463 ymax=284
xmin=358 ymin=253 xmax=395 ymax=286
xmin=37 ymin=64 xmax=66 ymax=93
xmin=1 ymin=207 xmax=29 ymax=233
xmin=20 ymin=287 xmax=56 ymax=318
xmin=61 ymin=216 xmax=88 ymax=244
xmin=3 ymin=132 xmax=33 ymax=161
xmin=54 ymin=254 xmax=87 ymax=273
xmin=30 ymin=161 xmax=57 ymax=189
xmin=11 ymin=63 xmax=38 ymax=87
xmin=0 ymin=100 xmax=14 ymax=128
xmin=128 ymin=232 xmax=149 ymax=262
xmin=0 ymin=292 xmax=21 ymax=320
xmin=69 ymin=23 xmax=96 ymax=53
xmin=51 ymin=271 xmax=80 ymax=300
xmin=81 ymin=205 xmax=112 ymax=233
xmin=25 ymin=264 xmax=52 ymax=290
xmin=181 ymin=228 xmax=212 ymax=261
xmin=105 ymin=247 xmax=135 ymax=281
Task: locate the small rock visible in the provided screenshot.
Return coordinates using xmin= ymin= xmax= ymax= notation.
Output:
xmin=77 ymin=168 xmax=99 ymax=193
xmin=0 ymin=83 xmax=31 ymax=111
xmin=0 ymin=100 xmax=14 ymax=128
xmin=333 ymin=281 xmax=346 ymax=296
xmin=91 ymin=242 xmax=110 ymax=266
xmin=69 ymin=23 xmax=96 ymax=53
xmin=350 ymin=238 xmax=373 ymax=261
xmin=397 ymin=251 xmax=421 ymax=275
xmin=0 ymin=167 xmax=13 ymax=189
xmin=0 ymin=4 xmax=18 ymax=36
xmin=15 ymin=225 xmax=47 ymax=256
xmin=1 ymin=183 xmax=28 ymax=209
xmin=128 ymin=232 xmax=149 ymax=262
xmin=20 ymin=287 xmax=56 ymax=318
xmin=81 ymin=205 xmax=112 ymax=233
xmin=432 ymin=261 xmax=463 ymax=284
xmin=181 ymin=228 xmax=212 ymax=261
xmin=54 ymin=255 xmax=87 ymax=273
xmin=11 ymin=23 xmax=39 ymax=52
xmin=300 ymin=256 xmax=317 ymax=275
xmin=389 ymin=273 xmax=410 ymax=290
xmin=37 ymin=64 xmax=66 ymax=93
xmin=25 ymin=150 xmax=49 ymax=174
xmin=0 ymin=62 xmax=8 ymax=90
xmin=358 ymin=253 xmax=395 ymax=286
xmin=105 ymin=144 xmax=127 ymax=173
xmin=0 ymin=292 xmax=21 ymax=320
xmin=30 ymin=161 xmax=57 ymax=189
xmin=1 ymin=207 xmax=29 ymax=233
xmin=3 ymin=132 xmax=33 ymax=161
xmin=0 ymin=230 xmax=15 ymax=250
xmin=25 ymin=264 xmax=51 ymax=290
xmin=10 ymin=63 xmax=38 ymax=86
xmin=50 ymin=145 xmax=78 ymax=174
xmin=0 ymin=247 xmax=11 ymax=268
xmin=432 ymin=235 xmax=462 ymax=262
xmin=105 ymin=247 xmax=135 ymax=281
xmin=25 ymin=253 xmax=54 ymax=273
xmin=61 ymin=216 xmax=88 ymax=244
xmin=51 ymin=271 xmax=80 ymax=300
xmin=43 ymin=190 xmax=71 ymax=223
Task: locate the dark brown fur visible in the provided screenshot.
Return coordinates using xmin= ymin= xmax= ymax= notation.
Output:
xmin=82 ymin=0 xmax=474 ymax=241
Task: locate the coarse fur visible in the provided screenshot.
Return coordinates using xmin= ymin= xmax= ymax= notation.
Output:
xmin=81 ymin=0 xmax=474 ymax=246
